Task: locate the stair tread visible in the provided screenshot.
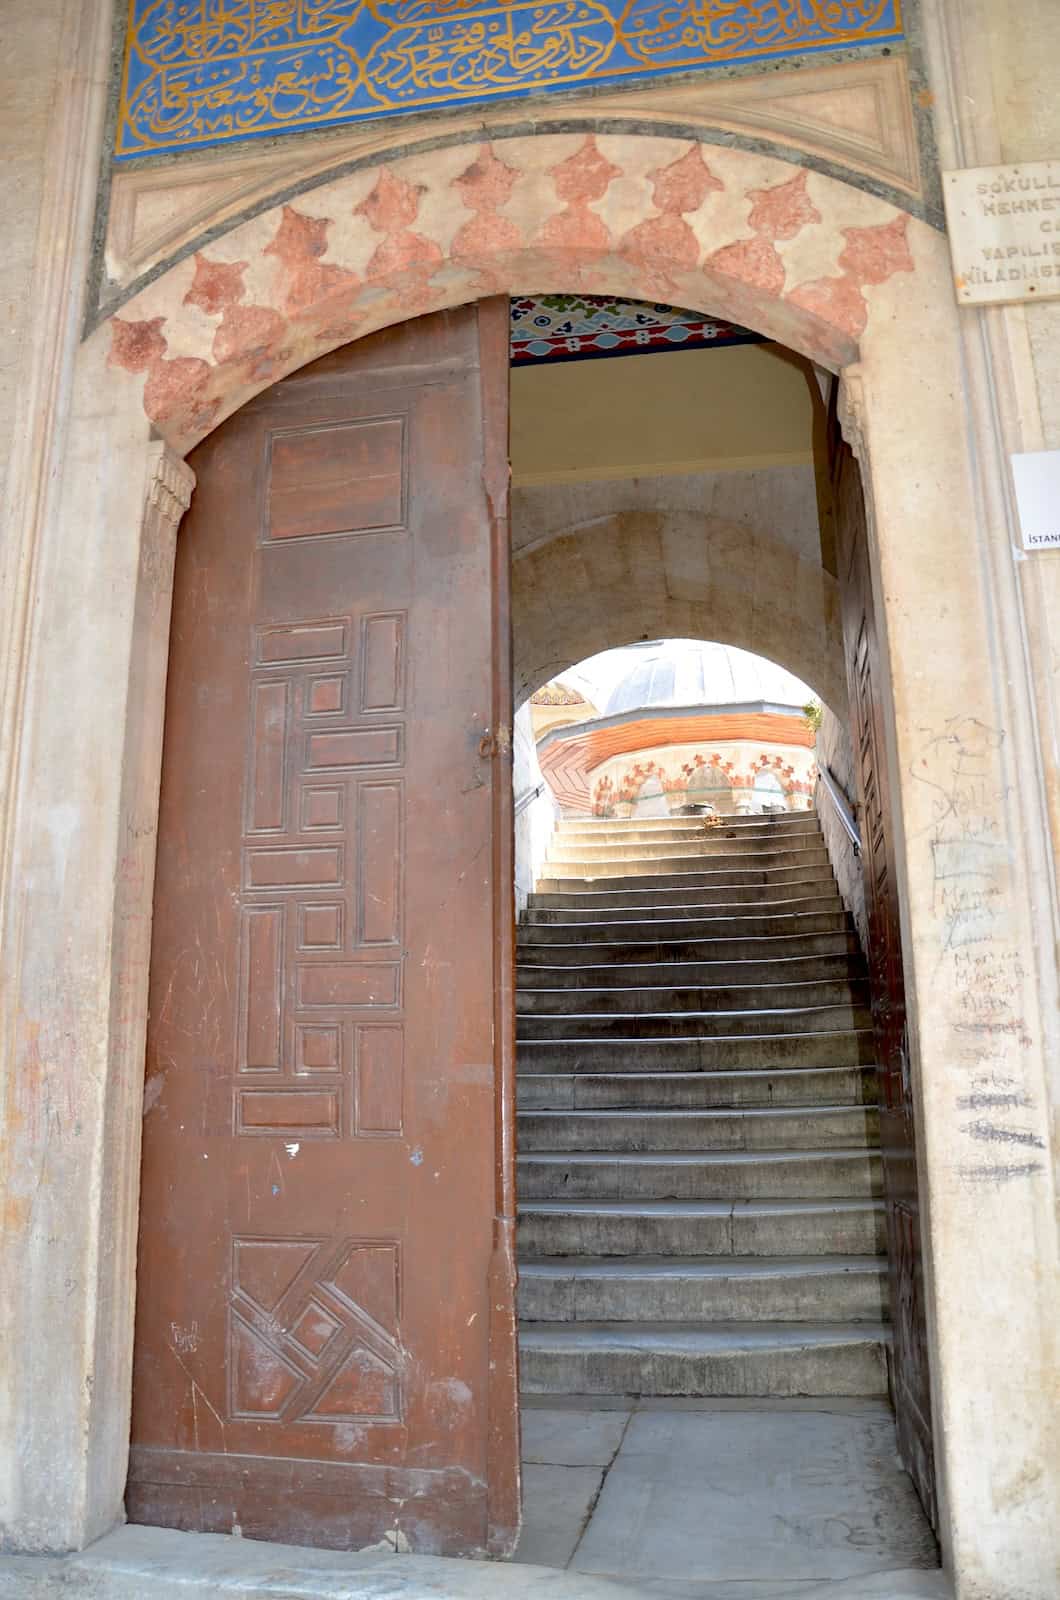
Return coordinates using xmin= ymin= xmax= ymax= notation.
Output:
xmin=519 ymin=1198 xmax=883 ymax=1215
xmin=519 ymin=1105 xmax=876 ymax=1120
xmin=519 ymin=1147 xmax=878 ymax=1164
xmin=518 ymin=1005 xmax=862 ymax=1021
xmin=520 ymin=1255 xmax=885 ymax=1278
xmin=518 ymin=1321 xmax=891 ymax=1348
xmin=518 ymin=1029 xmax=873 ymax=1045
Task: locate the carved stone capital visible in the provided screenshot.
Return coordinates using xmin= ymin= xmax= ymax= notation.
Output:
xmin=140 ymin=443 xmax=195 ymax=597
xmin=837 ymin=366 xmax=869 ymax=465
xmin=145 ymin=441 xmax=195 ymax=530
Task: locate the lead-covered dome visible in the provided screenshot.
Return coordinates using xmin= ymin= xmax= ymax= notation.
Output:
xmin=604 ymin=640 xmax=811 ymax=717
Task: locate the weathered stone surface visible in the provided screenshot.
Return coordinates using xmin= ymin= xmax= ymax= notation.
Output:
xmin=573 ymin=1407 xmax=937 ymax=1582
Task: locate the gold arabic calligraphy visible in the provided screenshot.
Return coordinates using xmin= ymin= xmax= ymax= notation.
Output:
xmin=117 ymin=0 xmax=903 ymax=155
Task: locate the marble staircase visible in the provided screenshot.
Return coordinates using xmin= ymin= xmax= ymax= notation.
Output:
xmin=515 ymin=811 xmax=889 ymax=1397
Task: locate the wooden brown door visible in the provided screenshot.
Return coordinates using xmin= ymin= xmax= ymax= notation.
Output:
xmin=830 ymin=406 xmax=936 ymax=1526
xmin=128 ymin=303 xmax=519 ymax=1556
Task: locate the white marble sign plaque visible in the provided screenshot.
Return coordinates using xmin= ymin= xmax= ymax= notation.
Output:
xmin=1011 ymin=451 xmax=1060 ymax=551
xmin=943 ymin=162 xmax=1060 ymax=306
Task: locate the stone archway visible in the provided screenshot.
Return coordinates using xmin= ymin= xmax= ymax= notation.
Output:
xmin=102 ymin=136 xmax=923 ymax=452
xmin=513 ymin=508 xmax=846 ymax=714
xmin=5 ymin=125 xmax=1056 ymax=1598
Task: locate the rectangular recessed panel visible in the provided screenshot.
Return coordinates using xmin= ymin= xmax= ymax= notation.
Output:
xmin=361 ymin=613 xmax=406 ymax=713
xmin=295 ymin=1024 xmax=342 ymax=1074
xmin=308 ymin=675 xmax=346 ymax=715
xmin=299 ymin=902 xmax=344 ymax=951
xmin=301 ymin=785 xmax=344 ymax=831
xmin=239 ymin=907 xmax=283 ymax=1072
xmin=307 ymin=727 xmax=402 ymax=771
xmin=268 ymin=419 xmax=405 ymax=540
xmin=237 ymin=1089 xmax=340 ymax=1136
xmin=247 ymin=679 xmax=289 ymax=832
xmin=257 ymin=622 xmax=347 ymax=665
xmin=246 ymin=846 xmax=342 ymax=889
xmin=359 ymin=782 xmax=402 ymax=946
xmin=297 ymin=962 xmax=401 ymax=1010
xmin=356 ymin=1025 xmax=403 ymax=1135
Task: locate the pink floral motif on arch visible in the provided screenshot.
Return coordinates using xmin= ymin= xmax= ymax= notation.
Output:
xmin=104 ymin=136 xmax=927 ymax=449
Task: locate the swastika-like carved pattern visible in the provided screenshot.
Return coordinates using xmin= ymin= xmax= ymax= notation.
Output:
xmin=116 ymin=2 xmax=903 ymax=159
xmin=228 ymin=1236 xmax=403 ymax=1422
xmin=237 ymin=613 xmax=407 ymax=1137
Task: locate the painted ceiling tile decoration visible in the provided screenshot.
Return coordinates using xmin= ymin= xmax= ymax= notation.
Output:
xmin=510 ymin=294 xmax=761 ymax=364
xmin=116 ymin=2 xmax=905 ymax=160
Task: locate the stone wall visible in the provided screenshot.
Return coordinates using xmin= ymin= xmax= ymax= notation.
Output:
xmin=512 ymin=473 xmax=846 ymax=715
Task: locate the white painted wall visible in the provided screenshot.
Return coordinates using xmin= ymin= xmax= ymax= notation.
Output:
xmin=513 ymin=702 xmax=558 ymax=917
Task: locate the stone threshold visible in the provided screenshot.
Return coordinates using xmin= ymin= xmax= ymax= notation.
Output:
xmin=0 ymin=1525 xmax=952 ymax=1600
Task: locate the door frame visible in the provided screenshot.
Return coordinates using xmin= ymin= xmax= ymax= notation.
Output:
xmin=3 ymin=127 xmax=1058 ymax=1595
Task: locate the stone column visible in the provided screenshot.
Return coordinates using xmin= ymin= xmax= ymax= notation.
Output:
xmin=1 ymin=348 xmax=192 ymax=1547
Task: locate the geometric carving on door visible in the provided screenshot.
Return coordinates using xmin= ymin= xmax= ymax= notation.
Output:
xmin=235 ymin=615 xmax=407 ymax=1138
xmin=228 ymin=1237 xmax=402 ymax=1424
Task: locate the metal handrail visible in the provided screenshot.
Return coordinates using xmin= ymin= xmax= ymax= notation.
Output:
xmin=514 ymin=780 xmax=547 ymax=817
xmin=816 ymin=764 xmax=861 ymax=855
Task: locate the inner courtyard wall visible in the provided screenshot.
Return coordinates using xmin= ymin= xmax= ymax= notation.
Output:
xmin=586 ymin=738 xmax=816 ymax=818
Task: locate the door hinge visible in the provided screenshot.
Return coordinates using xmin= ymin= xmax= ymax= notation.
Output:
xmin=479 ymin=725 xmax=511 ymax=759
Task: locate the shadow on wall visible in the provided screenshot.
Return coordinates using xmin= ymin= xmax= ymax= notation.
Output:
xmin=816 ymin=704 xmax=867 ymax=949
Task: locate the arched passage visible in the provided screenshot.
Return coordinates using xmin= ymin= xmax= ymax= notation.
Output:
xmin=513 ymin=508 xmax=846 ymax=714
xmin=6 ymin=114 xmax=1055 ymax=1598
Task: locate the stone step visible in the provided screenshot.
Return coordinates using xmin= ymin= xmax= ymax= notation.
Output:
xmin=520 ymin=908 xmax=850 ymax=939
xmin=517 ymin=1198 xmax=888 ymax=1258
xmin=516 ymin=932 xmax=863 ymax=967
xmin=554 ymin=823 xmax=824 ymax=848
xmin=517 ymin=1321 xmax=890 ymax=1397
xmin=516 ymin=978 xmax=866 ymax=1014
xmin=515 ymin=953 xmax=865 ymax=989
xmin=547 ymin=842 xmax=830 ymax=867
xmin=516 ymin=1066 xmax=879 ymax=1111
xmin=516 ymin=1030 xmax=876 ymax=1074
xmin=517 ymin=1003 xmax=871 ymax=1042
xmin=538 ymin=862 xmax=836 ymax=889
xmin=517 ymin=1105 xmax=879 ymax=1152
xmin=530 ymin=879 xmax=837 ymax=914
xmin=524 ymin=894 xmax=843 ymax=926
xmin=517 ymin=1256 xmax=889 ymax=1324
xmin=557 ymin=812 xmax=819 ymax=835
xmin=517 ymin=1147 xmax=881 ymax=1201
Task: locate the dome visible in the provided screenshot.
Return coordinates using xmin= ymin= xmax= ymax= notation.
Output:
xmin=603 ymin=641 xmax=812 ymax=717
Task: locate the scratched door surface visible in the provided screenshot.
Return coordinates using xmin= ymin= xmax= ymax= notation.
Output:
xmin=128 ymin=303 xmax=519 ymax=1555
xmin=830 ymin=406 xmax=936 ymax=1528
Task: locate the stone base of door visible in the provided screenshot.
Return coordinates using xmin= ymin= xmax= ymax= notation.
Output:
xmin=0 ymin=1525 xmax=952 ymax=1600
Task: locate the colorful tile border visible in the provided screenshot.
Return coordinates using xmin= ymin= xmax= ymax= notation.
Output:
xmin=116 ymin=2 xmax=904 ymax=161
xmin=510 ymin=294 xmax=761 ymax=365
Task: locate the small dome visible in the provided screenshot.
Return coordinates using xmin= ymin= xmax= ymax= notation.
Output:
xmin=604 ymin=641 xmax=811 ymax=716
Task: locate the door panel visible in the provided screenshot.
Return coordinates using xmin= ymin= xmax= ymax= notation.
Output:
xmin=830 ymin=402 xmax=936 ymax=1527
xmin=128 ymin=303 xmax=519 ymax=1556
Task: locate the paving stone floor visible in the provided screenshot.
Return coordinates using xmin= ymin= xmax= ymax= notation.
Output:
xmin=512 ymin=1396 xmax=940 ymax=1598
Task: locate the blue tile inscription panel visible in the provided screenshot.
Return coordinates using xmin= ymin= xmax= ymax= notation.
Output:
xmin=116 ymin=1 xmax=904 ymax=160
